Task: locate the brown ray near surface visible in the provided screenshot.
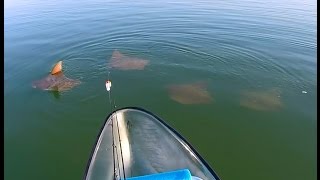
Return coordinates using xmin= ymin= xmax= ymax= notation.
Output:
xmin=108 ymin=50 xmax=149 ymax=70
xmin=32 ymin=61 xmax=81 ymax=92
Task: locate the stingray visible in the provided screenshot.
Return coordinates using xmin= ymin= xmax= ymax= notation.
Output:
xmin=240 ymin=88 xmax=283 ymax=111
xmin=32 ymin=61 xmax=81 ymax=92
xmin=108 ymin=50 xmax=149 ymax=70
xmin=167 ymin=81 xmax=213 ymax=104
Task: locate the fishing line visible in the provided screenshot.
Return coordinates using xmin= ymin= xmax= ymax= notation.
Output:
xmin=106 ymin=71 xmax=126 ymax=180
xmin=106 ymin=72 xmax=118 ymax=180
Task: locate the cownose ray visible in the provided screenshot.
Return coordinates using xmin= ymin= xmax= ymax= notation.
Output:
xmin=32 ymin=61 xmax=81 ymax=92
xmin=240 ymin=87 xmax=283 ymax=111
xmin=167 ymin=81 xmax=213 ymax=104
xmin=108 ymin=50 xmax=149 ymax=70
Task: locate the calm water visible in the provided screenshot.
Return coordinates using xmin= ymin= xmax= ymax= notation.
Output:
xmin=4 ymin=0 xmax=316 ymax=179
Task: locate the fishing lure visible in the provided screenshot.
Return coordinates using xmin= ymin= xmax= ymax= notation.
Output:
xmin=106 ymin=80 xmax=112 ymax=91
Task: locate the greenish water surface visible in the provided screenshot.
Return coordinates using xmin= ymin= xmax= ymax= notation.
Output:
xmin=4 ymin=0 xmax=316 ymax=179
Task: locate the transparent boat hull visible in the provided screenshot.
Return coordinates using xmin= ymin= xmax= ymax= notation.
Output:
xmin=84 ymin=107 xmax=220 ymax=180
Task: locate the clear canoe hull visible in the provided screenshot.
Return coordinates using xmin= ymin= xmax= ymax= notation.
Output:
xmin=84 ymin=107 xmax=220 ymax=180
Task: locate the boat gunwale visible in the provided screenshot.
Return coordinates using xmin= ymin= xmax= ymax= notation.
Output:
xmin=83 ymin=106 xmax=220 ymax=180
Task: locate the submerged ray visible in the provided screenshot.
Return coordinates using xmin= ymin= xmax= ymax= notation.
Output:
xmin=108 ymin=50 xmax=149 ymax=70
xmin=240 ymin=88 xmax=283 ymax=111
xmin=167 ymin=82 xmax=212 ymax=104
